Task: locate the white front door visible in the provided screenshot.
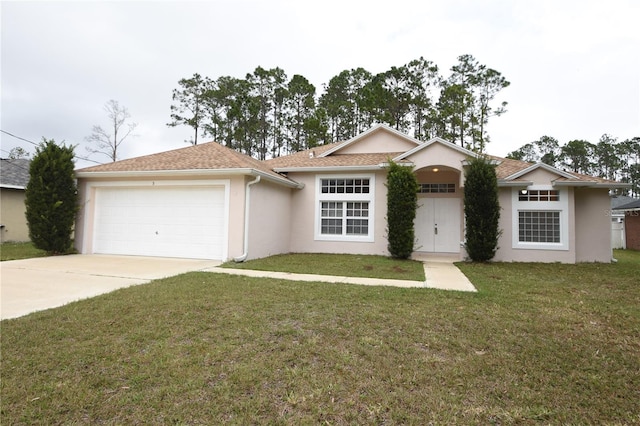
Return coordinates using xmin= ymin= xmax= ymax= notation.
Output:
xmin=415 ymin=198 xmax=461 ymax=253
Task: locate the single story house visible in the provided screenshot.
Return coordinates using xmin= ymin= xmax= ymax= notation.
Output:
xmin=0 ymin=158 xmax=31 ymax=243
xmin=613 ymin=199 xmax=640 ymax=251
xmin=75 ymin=124 xmax=626 ymax=263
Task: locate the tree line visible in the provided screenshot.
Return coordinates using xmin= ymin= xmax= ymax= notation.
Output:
xmin=167 ymin=54 xmax=510 ymax=159
xmin=506 ymin=135 xmax=640 ymax=196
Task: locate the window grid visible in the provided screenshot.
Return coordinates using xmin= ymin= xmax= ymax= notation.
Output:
xmin=346 ymin=202 xmax=369 ymax=235
xmin=321 ymin=178 xmax=370 ymax=194
xmin=320 ymin=202 xmax=343 ymax=234
xmin=519 ymin=211 xmax=560 ymax=243
xmin=418 ymin=183 xmax=456 ymax=193
xmin=320 ymin=201 xmax=369 ymax=236
xmin=519 ymin=189 xmax=559 ymax=202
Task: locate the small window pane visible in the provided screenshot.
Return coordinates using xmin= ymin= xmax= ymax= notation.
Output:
xmin=519 ymin=190 xmax=560 ymax=202
xmin=518 ymin=211 xmax=560 ymax=243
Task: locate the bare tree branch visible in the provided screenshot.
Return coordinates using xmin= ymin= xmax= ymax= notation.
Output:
xmin=85 ymin=100 xmax=138 ymax=162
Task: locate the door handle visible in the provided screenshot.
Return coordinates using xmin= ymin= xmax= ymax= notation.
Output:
xmin=434 ymin=224 xmax=438 ymax=235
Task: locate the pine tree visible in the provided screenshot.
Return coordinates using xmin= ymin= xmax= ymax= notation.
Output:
xmin=25 ymin=139 xmax=79 ymax=254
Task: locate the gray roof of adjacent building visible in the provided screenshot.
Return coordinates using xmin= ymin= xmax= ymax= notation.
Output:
xmin=0 ymin=158 xmax=30 ymax=189
xmin=613 ymin=198 xmax=640 ymax=210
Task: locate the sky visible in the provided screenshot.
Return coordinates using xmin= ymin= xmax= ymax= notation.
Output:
xmin=1 ymin=0 xmax=639 ymax=168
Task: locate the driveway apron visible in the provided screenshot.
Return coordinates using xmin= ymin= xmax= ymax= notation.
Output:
xmin=0 ymin=255 xmax=221 ymax=320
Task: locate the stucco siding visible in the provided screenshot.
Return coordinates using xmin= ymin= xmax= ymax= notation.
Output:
xmin=406 ymin=143 xmax=467 ymax=176
xmin=245 ymin=179 xmax=292 ymax=260
xmin=575 ymin=189 xmax=612 ymax=262
xmin=519 ymin=168 xmax=563 ymax=185
xmin=287 ymin=170 xmax=389 ymax=255
xmin=0 ymin=189 xmax=30 ymax=242
xmin=337 ymin=131 xmax=417 ymax=154
xmin=493 ymin=187 xmax=578 ymax=263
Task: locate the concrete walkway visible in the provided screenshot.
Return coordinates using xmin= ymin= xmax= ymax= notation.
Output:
xmin=206 ymin=253 xmax=477 ymax=292
xmin=1 ymin=253 xmax=476 ymax=320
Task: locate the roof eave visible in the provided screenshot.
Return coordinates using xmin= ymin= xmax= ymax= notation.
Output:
xmin=552 ymin=181 xmax=631 ymax=189
xmin=0 ymin=184 xmax=26 ymax=190
xmin=497 ymin=180 xmax=534 ymax=187
xmin=75 ymin=168 xmax=302 ymax=188
xmin=273 ymin=165 xmax=385 ymax=173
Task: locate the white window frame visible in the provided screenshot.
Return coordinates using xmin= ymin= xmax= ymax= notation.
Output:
xmin=315 ymin=174 xmax=375 ymax=242
xmin=512 ymin=186 xmax=568 ymax=251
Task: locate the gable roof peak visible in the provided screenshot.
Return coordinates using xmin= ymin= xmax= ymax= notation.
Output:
xmin=319 ymin=123 xmax=421 ymax=157
xmin=393 ymin=135 xmax=479 ymax=162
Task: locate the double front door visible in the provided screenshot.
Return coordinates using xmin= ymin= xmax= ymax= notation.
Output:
xmin=415 ymin=197 xmax=461 ymax=253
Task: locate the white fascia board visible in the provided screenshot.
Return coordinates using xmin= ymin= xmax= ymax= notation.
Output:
xmin=497 ymin=180 xmax=533 ymax=187
xmin=273 ymin=165 xmax=384 ymax=173
xmin=552 ymin=181 xmax=631 ymax=189
xmin=0 ymin=184 xmax=26 ymax=190
xmin=76 ymin=168 xmax=302 ymax=188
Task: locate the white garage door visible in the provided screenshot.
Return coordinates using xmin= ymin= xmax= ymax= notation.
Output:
xmin=93 ymin=186 xmax=226 ymax=260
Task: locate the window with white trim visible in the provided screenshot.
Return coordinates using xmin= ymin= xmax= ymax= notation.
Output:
xmin=518 ymin=211 xmax=560 ymax=243
xmin=316 ymin=175 xmax=374 ymax=241
xmin=518 ymin=189 xmax=559 ymax=202
xmin=512 ymin=186 xmax=568 ymax=250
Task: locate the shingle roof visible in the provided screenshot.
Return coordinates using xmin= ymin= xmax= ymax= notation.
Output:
xmin=611 ymin=195 xmax=637 ymax=209
xmin=265 ymin=142 xmax=405 ymax=170
xmin=75 ymin=141 xmax=287 ymax=182
xmin=75 ymin=135 xmax=622 ymax=188
xmin=614 ymin=199 xmax=640 ymax=210
xmin=0 ymin=159 xmax=31 ymax=188
xmin=491 ymin=156 xmax=532 ymax=180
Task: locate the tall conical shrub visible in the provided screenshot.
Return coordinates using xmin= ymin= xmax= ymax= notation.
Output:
xmin=25 ymin=139 xmax=79 ymax=254
xmin=464 ymin=155 xmax=501 ymax=261
xmin=386 ymin=160 xmax=419 ymax=259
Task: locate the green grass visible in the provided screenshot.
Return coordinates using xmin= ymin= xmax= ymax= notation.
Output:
xmin=221 ymin=253 xmax=425 ymax=281
xmin=1 ymin=251 xmax=639 ymax=424
xmin=0 ymin=241 xmax=48 ymax=261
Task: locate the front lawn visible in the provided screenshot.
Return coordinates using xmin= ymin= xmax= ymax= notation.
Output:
xmin=221 ymin=253 xmax=425 ymax=281
xmin=0 ymin=241 xmax=48 ymax=261
xmin=1 ymin=251 xmax=639 ymax=424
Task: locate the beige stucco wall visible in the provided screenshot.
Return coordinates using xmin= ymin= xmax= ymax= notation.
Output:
xmin=0 ymin=188 xmax=30 ymax=242
xmin=245 ymin=179 xmax=293 ymax=260
xmin=337 ymin=130 xmax=417 ymax=154
xmin=494 ymin=186 xmax=581 ymax=263
xmin=574 ymin=188 xmax=612 ymax=262
xmin=287 ymin=169 xmax=390 ymax=256
xmin=75 ymin=174 xmax=246 ymax=260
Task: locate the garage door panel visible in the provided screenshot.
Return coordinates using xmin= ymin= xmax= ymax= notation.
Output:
xmin=93 ymin=186 xmax=226 ymax=260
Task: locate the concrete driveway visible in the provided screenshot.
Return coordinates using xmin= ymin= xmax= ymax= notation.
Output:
xmin=0 ymin=255 xmax=221 ymax=320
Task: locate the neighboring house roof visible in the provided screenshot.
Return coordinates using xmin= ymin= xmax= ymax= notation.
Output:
xmin=0 ymin=158 xmax=30 ymax=189
xmin=75 ymin=124 xmax=625 ymax=190
xmin=613 ymin=199 xmax=640 ymax=211
xmin=611 ymin=195 xmax=637 ymax=209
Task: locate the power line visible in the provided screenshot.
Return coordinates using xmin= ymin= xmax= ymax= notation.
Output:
xmin=0 ymin=129 xmax=39 ymax=146
xmin=1 ymin=129 xmax=103 ymax=165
